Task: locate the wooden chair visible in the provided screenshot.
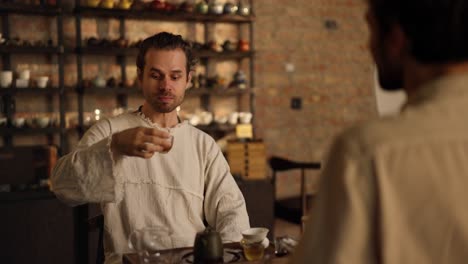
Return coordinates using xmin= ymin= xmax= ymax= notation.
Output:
xmin=268 ymin=156 xmax=321 ymax=233
xmin=87 ymin=214 xmax=105 ymax=264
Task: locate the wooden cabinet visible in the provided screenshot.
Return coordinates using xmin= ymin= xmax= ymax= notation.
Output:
xmin=0 ymin=192 xmax=76 ymax=263
xmin=227 ymin=141 xmax=267 ymax=180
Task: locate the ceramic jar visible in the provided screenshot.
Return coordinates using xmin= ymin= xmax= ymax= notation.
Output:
xmin=238 ymin=1 xmax=250 ymax=16
xmin=87 ymin=0 xmax=100 ymax=7
xmin=152 ymin=0 xmax=167 ymax=11
xmin=195 ymin=1 xmax=209 ymax=14
xmin=209 ymin=1 xmax=223 ymax=15
xmin=100 ymin=0 xmax=114 ymax=9
xmin=223 ymin=2 xmax=238 ymax=15
xmin=238 ymin=39 xmax=250 ymax=52
xmin=118 ymin=0 xmax=133 ymax=10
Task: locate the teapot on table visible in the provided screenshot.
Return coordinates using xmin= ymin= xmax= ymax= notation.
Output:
xmin=193 ymin=227 xmax=223 ymax=264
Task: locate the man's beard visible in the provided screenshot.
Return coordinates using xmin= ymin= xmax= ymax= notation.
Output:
xmin=147 ymin=93 xmax=184 ymax=113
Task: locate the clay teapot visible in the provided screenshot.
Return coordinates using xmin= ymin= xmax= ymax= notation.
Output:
xmin=193 ymin=227 xmax=223 ymax=264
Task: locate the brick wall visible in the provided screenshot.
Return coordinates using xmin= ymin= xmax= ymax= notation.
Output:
xmin=2 ymin=0 xmax=377 ymax=199
xmin=253 ymin=0 xmax=376 ymax=198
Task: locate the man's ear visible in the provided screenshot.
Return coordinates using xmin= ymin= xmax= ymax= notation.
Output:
xmin=185 ymin=71 xmax=193 ymax=90
xmin=136 ymin=69 xmax=143 ymax=90
xmin=387 ymin=24 xmax=408 ymax=59
xmin=137 ymin=68 xmax=143 ymax=81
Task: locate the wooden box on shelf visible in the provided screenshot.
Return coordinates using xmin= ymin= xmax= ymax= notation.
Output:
xmin=227 ymin=140 xmax=267 ymax=180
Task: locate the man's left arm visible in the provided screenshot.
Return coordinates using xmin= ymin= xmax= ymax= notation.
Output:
xmin=203 ymin=141 xmax=250 ymax=242
xmin=291 ymin=133 xmax=379 ymax=263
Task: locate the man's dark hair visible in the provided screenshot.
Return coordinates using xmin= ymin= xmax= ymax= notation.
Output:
xmin=368 ymin=0 xmax=468 ymax=64
xmin=136 ymin=32 xmax=197 ymax=78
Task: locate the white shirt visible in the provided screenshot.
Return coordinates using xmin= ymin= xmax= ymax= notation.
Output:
xmin=293 ymin=74 xmax=468 ymax=264
xmin=50 ymin=111 xmax=250 ymax=264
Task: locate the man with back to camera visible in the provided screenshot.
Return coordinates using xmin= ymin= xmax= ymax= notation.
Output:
xmin=293 ymin=0 xmax=468 ymax=263
xmin=50 ymin=32 xmax=249 ymax=264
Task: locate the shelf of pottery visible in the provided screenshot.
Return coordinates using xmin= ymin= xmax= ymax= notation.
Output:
xmin=0 ymin=0 xmax=256 ymax=151
xmin=72 ymin=0 xmax=256 ymax=142
xmin=0 ymin=0 xmax=67 ymax=151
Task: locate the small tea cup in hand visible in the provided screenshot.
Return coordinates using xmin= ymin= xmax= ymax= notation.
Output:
xmin=144 ymin=127 xmax=174 ymax=154
xmin=160 ymin=130 xmax=174 ymax=153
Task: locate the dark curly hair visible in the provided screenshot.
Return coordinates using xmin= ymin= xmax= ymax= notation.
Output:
xmin=136 ymin=32 xmax=197 ymax=79
xmin=368 ymin=0 xmax=468 ymax=64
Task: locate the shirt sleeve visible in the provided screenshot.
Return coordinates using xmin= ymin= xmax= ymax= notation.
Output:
xmin=203 ymin=139 xmax=250 ymax=242
xmin=50 ymin=118 xmax=124 ymax=206
xmin=292 ymin=132 xmax=379 ymax=264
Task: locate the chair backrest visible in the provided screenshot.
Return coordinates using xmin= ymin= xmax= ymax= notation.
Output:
xmin=269 ymin=156 xmax=321 ymax=170
xmin=268 ymin=156 xmax=321 ymax=232
xmin=269 ymin=156 xmax=321 ymax=184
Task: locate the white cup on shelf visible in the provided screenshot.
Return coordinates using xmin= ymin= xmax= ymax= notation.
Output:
xmin=15 ymin=79 xmax=29 ymax=88
xmin=0 ymin=70 xmax=13 ymax=88
xmin=37 ymin=76 xmax=49 ymax=88
xmin=228 ymin=112 xmax=239 ymax=125
xmin=19 ymin=69 xmax=30 ymax=80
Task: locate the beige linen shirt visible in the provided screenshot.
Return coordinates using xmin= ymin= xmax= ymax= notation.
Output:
xmin=293 ymin=74 xmax=468 ymax=264
xmin=50 ymin=112 xmax=250 ymax=264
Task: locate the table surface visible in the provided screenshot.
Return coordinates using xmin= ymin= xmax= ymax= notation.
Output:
xmin=122 ymin=242 xmax=290 ymax=264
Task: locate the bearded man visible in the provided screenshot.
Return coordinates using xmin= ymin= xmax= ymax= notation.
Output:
xmin=51 ymin=32 xmax=249 ymax=264
xmin=293 ymin=0 xmax=468 ymax=263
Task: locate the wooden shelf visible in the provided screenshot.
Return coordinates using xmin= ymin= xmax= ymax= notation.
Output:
xmin=75 ymin=46 xmax=254 ymax=60
xmin=0 ymin=45 xmax=63 ymax=54
xmin=0 ymin=87 xmax=61 ymax=95
xmin=76 ymin=46 xmax=138 ymax=56
xmin=186 ymin=87 xmax=249 ymax=96
xmin=0 ymin=3 xmax=61 ymax=16
xmin=196 ymin=123 xmax=236 ymax=133
xmin=0 ymin=127 xmax=63 ymax=135
xmin=74 ymin=6 xmax=254 ymax=23
xmin=75 ymin=87 xmax=248 ymax=96
xmin=195 ymin=50 xmax=254 ymax=59
xmin=79 ymin=86 xmax=140 ymax=95
xmin=0 ymin=189 xmax=56 ymax=203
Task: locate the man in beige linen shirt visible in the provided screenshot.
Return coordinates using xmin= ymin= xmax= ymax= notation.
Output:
xmin=293 ymin=0 xmax=468 ymax=263
xmin=50 ymin=32 xmax=249 ymax=264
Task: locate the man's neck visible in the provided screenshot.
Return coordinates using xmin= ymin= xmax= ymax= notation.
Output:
xmin=141 ymin=103 xmax=179 ymax=128
xmin=404 ymin=59 xmax=468 ymax=100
